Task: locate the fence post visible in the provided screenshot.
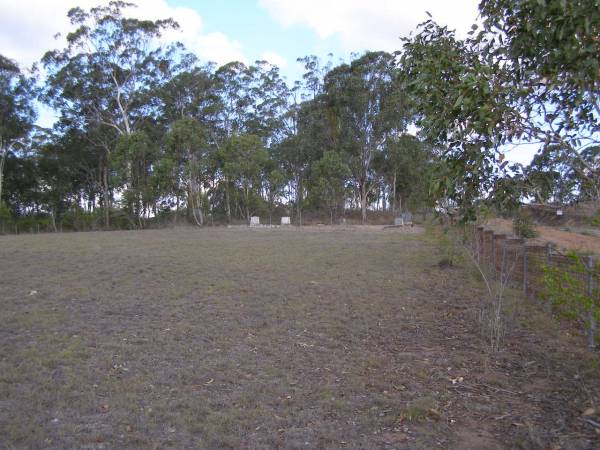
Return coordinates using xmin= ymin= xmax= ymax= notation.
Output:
xmin=477 ymin=226 xmax=485 ymax=263
xmin=523 ymin=244 xmax=528 ymax=296
xmin=586 ymin=255 xmax=596 ymax=349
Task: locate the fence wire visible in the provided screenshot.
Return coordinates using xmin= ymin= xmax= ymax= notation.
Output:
xmin=469 ymin=226 xmax=599 ymax=348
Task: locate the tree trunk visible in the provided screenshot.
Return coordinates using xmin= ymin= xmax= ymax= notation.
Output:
xmin=392 ymin=172 xmax=397 ymax=215
xmin=50 ymin=209 xmax=57 ymax=233
xmin=102 ymin=165 xmax=111 ymax=229
xmin=297 ymin=176 xmax=303 ymax=226
xmin=360 ymin=182 xmax=368 ymax=224
xmin=0 ymin=147 xmax=6 ymax=204
xmin=225 ymin=182 xmax=231 ymax=224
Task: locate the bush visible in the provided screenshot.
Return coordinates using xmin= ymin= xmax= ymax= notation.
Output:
xmin=15 ymin=215 xmax=53 ymax=233
xmin=513 ymin=209 xmax=537 ymax=238
xmin=61 ymin=208 xmax=97 ymax=231
xmin=590 ymin=209 xmax=600 ymax=228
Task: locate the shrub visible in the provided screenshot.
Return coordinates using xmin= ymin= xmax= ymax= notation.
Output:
xmin=513 ymin=209 xmax=537 ymax=238
xmin=61 ymin=208 xmax=96 ymax=231
xmin=590 ymin=209 xmax=600 ymax=228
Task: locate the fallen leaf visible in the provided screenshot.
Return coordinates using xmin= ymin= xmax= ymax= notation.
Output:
xmin=582 ymin=407 xmax=596 ymax=417
xmin=427 ymin=409 xmax=442 ymax=420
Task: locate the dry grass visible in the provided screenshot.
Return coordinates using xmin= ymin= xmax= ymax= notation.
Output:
xmin=1 ymin=226 xmax=599 ymax=449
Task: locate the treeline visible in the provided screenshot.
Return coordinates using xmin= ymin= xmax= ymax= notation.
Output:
xmin=0 ymin=0 xmax=598 ymax=231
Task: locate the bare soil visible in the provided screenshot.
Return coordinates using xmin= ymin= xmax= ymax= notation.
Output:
xmin=1 ymin=226 xmax=599 ymax=449
xmin=486 ymin=218 xmax=600 ymax=255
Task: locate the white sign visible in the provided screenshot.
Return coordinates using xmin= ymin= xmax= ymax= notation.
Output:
xmin=250 ymin=216 xmax=260 ymax=226
xmin=281 ymin=216 xmax=291 ymax=225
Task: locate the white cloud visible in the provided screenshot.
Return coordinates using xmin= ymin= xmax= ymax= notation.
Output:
xmin=259 ymin=0 xmax=480 ymax=52
xmin=260 ymin=51 xmax=288 ymax=68
xmin=0 ymin=0 xmax=246 ymax=68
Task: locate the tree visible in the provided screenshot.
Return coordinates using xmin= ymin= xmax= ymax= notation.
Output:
xmin=479 ymin=0 xmax=600 ymax=201
xmin=401 ymin=20 xmax=519 ymax=221
xmin=0 ymin=54 xmax=35 ymax=204
xmin=376 ymin=134 xmax=433 ymax=214
xmin=219 ymin=134 xmax=268 ymax=222
xmin=42 ymin=1 xmax=178 ymax=226
xmin=164 ymin=117 xmax=213 ymax=225
xmin=325 ymin=51 xmax=407 ymax=223
xmin=312 ymin=151 xmax=350 ymax=224
xmin=263 ymin=159 xmax=286 ymax=225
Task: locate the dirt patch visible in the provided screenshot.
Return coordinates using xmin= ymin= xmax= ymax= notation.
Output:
xmin=485 ymin=218 xmax=600 ymax=255
xmin=1 ymin=226 xmax=599 ymax=448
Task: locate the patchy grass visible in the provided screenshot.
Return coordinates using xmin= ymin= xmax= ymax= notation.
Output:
xmin=1 ymin=226 xmax=599 ymax=449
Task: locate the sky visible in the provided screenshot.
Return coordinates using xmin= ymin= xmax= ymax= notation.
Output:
xmin=0 ymin=0 xmax=537 ymax=164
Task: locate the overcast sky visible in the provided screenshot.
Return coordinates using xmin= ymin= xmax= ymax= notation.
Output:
xmin=0 ymin=0 xmax=535 ymax=163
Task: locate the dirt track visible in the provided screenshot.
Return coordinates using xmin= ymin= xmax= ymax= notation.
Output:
xmin=486 ymin=218 xmax=600 ymax=255
xmin=1 ymin=226 xmax=599 ymax=448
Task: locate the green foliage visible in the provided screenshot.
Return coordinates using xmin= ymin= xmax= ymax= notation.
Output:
xmin=312 ymin=151 xmax=350 ymax=223
xmin=512 ymin=209 xmax=537 ymax=238
xmin=324 ymin=51 xmax=409 ymax=222
xmin=0 ymin=201 xmax=12 ymax=222
xmin=60 ymin=208 xmax=96 ymax=231
xmin=590 ymin=209 xmax=600 ymax=228
xmin=19 ymin=1 xmax=600 ymax=229
xmin=542 ymin=253 xmax=599 ymax=334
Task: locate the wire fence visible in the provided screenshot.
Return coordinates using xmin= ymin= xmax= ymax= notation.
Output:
xmin=469 ymin=225 xmax=600 ymax=348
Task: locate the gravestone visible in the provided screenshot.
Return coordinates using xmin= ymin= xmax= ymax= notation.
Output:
xmin=250 ymin=216 xmax=260 ymax=227
xmin=281 ymin=216 xmax=291 ymax=225
xmin=394 ymin=212 xmax=413 ymax=226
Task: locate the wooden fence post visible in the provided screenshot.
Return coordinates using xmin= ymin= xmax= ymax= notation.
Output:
xmin=587 ymin=255 xmax=596 ymax=349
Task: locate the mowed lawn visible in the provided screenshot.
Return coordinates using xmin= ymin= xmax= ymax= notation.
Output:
xmin=1 ymin=226 xmax=599 ymax=449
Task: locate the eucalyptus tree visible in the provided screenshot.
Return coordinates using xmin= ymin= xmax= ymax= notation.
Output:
xmin=42 ymin=1 xmax=179 ymax=226
xmin=164 ymin=117 xmax=213 ymax=225
xmin=159 ymin=61 xmax=217 ymax=124
xmin=218 ymin=134 xmax=268 ymax=222
xmin=478 ymin=0 xmax=600 ymax=204
xmin=312 ymin=150 xmax=350 ymax=224
xmin=480 ymin=0 xmax=600 ymax=159
xmin=0 ymin=54 xmax=36 ymax=205
xmin=402 ymin=1 xmax=600 ymax=221
xmin=375 ymin=134 xmax=433 ymax=214
xmin=325 ymin=51 xmax=408 ymax=223
xmin=401 ymin=21 xmax=520 ymax=221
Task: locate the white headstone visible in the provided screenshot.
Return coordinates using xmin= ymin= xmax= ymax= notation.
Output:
xmin=281 ymin=216 xmax=291 ymax=225
xmin=250 ymin=216 xmax=260 ymax=226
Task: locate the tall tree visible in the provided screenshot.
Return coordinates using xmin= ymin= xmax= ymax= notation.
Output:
xmin=42 ymin=1 xmax=178 ymax=226
xmin=401 ymin=21 xmax=519 ymax=220
xmin=0 ymin=54 xmax=36 ymax=204
xmin=312 ymin=150 xmax=350 ymax=224
xmin=164 ymin=117 xmax=213 ymax=225
xmin=325 ymin=51 xmax=407 ymax=223
xmin=479 ymin=0 xmax=600 ymax=201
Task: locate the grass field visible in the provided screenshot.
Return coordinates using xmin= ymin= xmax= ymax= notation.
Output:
xmin=1 ymin=226 xmax=599 ymax=449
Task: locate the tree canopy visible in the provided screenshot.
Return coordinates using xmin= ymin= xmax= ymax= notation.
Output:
xmin=1 ymin=0 xmax=598 ymax=231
